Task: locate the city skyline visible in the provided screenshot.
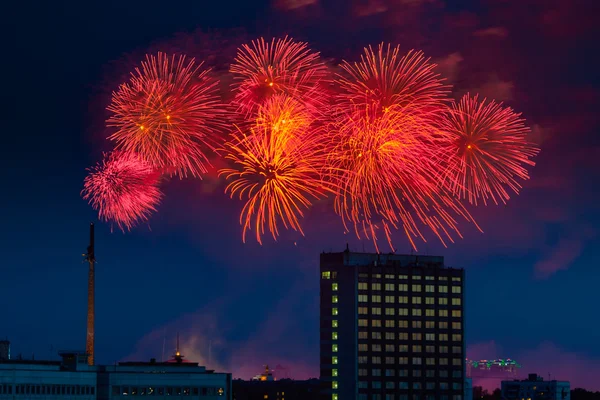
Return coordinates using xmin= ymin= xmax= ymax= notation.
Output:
xmin=2 ymin=0 xmax=599 ymax=393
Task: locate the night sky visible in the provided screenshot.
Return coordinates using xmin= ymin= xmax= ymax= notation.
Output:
xmin=3 ymin=0 xmax=600 ymax=391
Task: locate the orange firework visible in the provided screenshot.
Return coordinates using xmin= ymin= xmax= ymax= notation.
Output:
xmin=327 ymin=103 xmax=478 ymax=252
xmin=220 ymin=95 xmax=331 ymax=244
xmin=230 ymin=36 xmax=330 ymax=116
xmin=107 ymin=52 xmax=226 ymax=178
xmin=440 ymin=94 xmax=539 ymax=205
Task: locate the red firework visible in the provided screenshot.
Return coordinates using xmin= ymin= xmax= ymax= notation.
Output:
xmin=230 ymin=36 xmax=330 ymax=116
xmin=327 ymin=104 xmax=478 ymax=252
xmin=440 ymin=94 xmax=540 ymax=205
xmin=336 ymin=43 xmax=448 ymax=120
xmin=107 ymin=52 xmax=226 ymax=178
xmin=82 ymin=151 xmax=162 ymax=232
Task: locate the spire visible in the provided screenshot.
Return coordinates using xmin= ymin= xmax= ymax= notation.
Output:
xmin=176 ymin=333 xmax=180 ymax=357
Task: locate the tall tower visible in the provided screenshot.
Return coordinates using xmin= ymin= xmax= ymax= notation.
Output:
xmin=84 ymin=222 xmax=96 ymax=366
xmin=320 ymin=248 xmax=466 ymax=400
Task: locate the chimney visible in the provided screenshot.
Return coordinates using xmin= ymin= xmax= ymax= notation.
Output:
xmin=85 ymin=223 xmax=96 ymax=366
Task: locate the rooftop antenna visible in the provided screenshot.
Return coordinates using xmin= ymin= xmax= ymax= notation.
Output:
xmin=84 ymin=222 xmax=96 ymax=366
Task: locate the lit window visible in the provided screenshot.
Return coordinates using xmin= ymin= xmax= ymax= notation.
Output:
xmin=412 ymin=345 xmax=422 ymax=352
xmin=412 ymin=297 xmax=422 ymax=304
xmin=358 ymin=282 xmax=368 ymax=290
xmin=426 ymin=297 xmax=435 ymax=304
xmin=358 ymin=369 xmax=367 ymax=376
xmin=333 ymin=395 xmax=338 ymax=400
xmin=332 ymin=381 xmax=338 ymax=389
xmin=412 ymin=284 xmax=422 ymax=292
xmin=452 ymin=298 xmax=461 ymax=306
xmin=426 ymin=285 xmax=435 ymax=293
xmin=452 ymin=277 xmax=461 ymax=282
xmin=412 ymin=321 xmax=422 ymax=328
xmin=332 ymin=283 xmax=338 ymax=291
xmin=452 ymin=334 xmax=462 ymax=341
xmin=399 ymin=344 xmax=408 ymax=352
xmin=372 ymin=307 xmax=381 ymax=315
xmin=440 ymin=358 xmax=448 ymax=365
xmin=452 ymin=322 xmax=461 ymax=330
xmin=372 ymin=331 xmax=382 ymax=340
xmin=426 ymin=345 xmax=435 ymax=353
xmin=413 ymin=275 xmax=421 ymax=280
xmin=439 ymin=322 xmax=448 ymax=329
xmin=398 ymin=274 xmax=408 ymax=279
xmin=358 ymin=294 xmax=368 ymax=302
xmin=359 ymin=331 xmax=367 ymax=339
xmin=332 ymin=344 xmax=338 ymax=352
xmin=439 ymin=334 xmax=449 ymax=341
xmin=371 ymin=283 xmax=381 ymax=290
xmin=398 ymin=296 xmax=408 ymax=303
xmin=332 ymin=308 xmax=338 ymax=316
xmin=439 ymin=310 xmax=448 ymax=317
xmin=359 ymin=344 xmax=368 ymax=352
xmin=426 ymin=309 xmax=435 ymax=317
xmin=399 ymin=320 xmax=408 ymax=328
xmin=385 ymin=332 xmax=395 ymax=340
xmin=412 ymin=309 xmax=422 ymax=316
xmin=372 ymin=356 xmax=381 ymax=364
xmin=412 ymin=333 xmax=422 ymax=340
xmin=332 ymin=357 xmax=338 ymax=364
xmin=371 ymin=295 xmax=381 ymax=302
xmin=358 ymin=356 xmax=367 ymax=364
xmin=399 ymin=357 xmax=408 ymax=364
xmin=452 ymin=310 xmax=462 ymax=317
xmin=385 ymin=295 xmax=395 ymax=303
xmin=371 ymin=319 xmax=381 ymax=327
xmin=385 ymin=320 xmax=395 ymax=328
xmin=439 ymin=298 xmax=448 ymax=305
xmin=452 ymin=286 xmax=461 ymax=294
xmin=385 ymin=344 xmax=394 ymax=352
xmin=372 ymin=344 xmax=382 ymax=352
xmin=385 ymin=283 xmax=394 ymax=291
xmin=332 ymin=369 xmax=338 ymax=377
xmin=426 ymin=358 xmax=435 ymax=365
xmin=358 ymin=307 xmax=368 ymax=315
xmin=439 ymin=286 xmax=448 ymax=293
xmin=453 ymin=358 xmax=462 ymax=366
xmin=398 ymin=284 xmax=408 ymax=291
xmin=332 ymin=332 xmax=338 ymax=340
xmin=439 ymin=346 xmax=448 ymax=353
xmin=399 ymin=308 xmax=408 ymax=316
xmin=385 ymin=274 xmax=394 ymax=279
xmin=332 ymin=320 xmax=338 ymax=328
xmin=385 ymin=308 xmax=395 ymax=315
xmin=426 ymin=333 xmax=435 ymax=341
xmin=399 ymin=333 xmax=408 ymax=340
xmin=322 ymin=271 xmax=331 ymax=279
xmin=374 ymin=274 xmax=381 ymax=279
xmin=426 ymin=321 xmax=435 ymax=329
xmin=358 ymin=319 xmax=368 ymax=327
xmin=332 ymin=295 xmax=338 ymax=303
xmin=439 ymin=276 xmax=448 ymax=281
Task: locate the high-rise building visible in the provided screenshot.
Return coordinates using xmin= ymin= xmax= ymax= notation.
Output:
xmin=320 ymin=248 xmax=466 ymax=400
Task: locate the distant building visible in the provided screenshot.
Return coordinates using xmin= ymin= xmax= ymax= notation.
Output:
xmin=0 ymin=341 xmax=9 ymax=361
xmin=0 ymin=347 xmax=232 ymax=399
xmin=233 ymin=378 xmax=320 ymax=400
xmin=465 ymin=378 xmax=473 ymax=400
xmin=251 ymin=365 xmax=275 ymax=381
xmin=502 ymin=373 xmax=570 ymax=400
xmin=320 ymin=248 xmax=466 ymax=400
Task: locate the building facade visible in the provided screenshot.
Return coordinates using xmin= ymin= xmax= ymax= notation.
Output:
xmin=0 ymin=351 xmax=232 ymax=399
xmin=320 ymin=249 xmax=466 ymax=400
xmin=502 ymin=374 xmax=570 ymax=400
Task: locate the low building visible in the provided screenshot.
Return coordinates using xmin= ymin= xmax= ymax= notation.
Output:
xmin=502 ymin=374 xmax=570 ymax=400
xmin=0 ymin=349 xmax=232 ymax=399
xmin=233 ymin=378 xmax=320 ymax=400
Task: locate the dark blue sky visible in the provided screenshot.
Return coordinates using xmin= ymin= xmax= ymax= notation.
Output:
xmin=2 ymin=0 xmax=599 ymax=390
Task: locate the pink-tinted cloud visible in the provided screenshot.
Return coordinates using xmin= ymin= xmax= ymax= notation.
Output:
xmin=272 ymin=0 xmax=319 ymax=11
xmin=534 ymin=239 xmax=583 ymax=279
xmin=435 ymin=52 xmax=463 ymax=84
xmin=473 ymin=27 xmax=508 ymax=38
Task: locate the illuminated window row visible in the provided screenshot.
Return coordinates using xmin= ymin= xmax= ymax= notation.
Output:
xmin=357 ymin=275 xmax=462 ymax=282
xmin=359 ymin=295 xmax=462 ymax=304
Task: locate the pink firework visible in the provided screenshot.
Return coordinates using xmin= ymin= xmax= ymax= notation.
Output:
xmin=230 ymin=36 xmax=330 ymax=116
xmin=107 ymin=52 xmax=226 ymax=178
xmin=440 ymin=94 xmax=540 ymax=205
xmin=82 ymin=151 xmax=162 ymax=232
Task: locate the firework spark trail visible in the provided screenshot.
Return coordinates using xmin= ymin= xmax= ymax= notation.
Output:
xmin=440 ymin=94 xmax=540 ymax=205
xmin=230 ymin=36 xmax=331 ymax=116
xmin=107 ymin=52 xmax=227 ymax=178
xmin=220 ymin=95 xmax=332 ymax=244
xmin=327 ymin=104 xmax=478 ymax=252
xmin=82 ymin=151 xmax=163 ymax=232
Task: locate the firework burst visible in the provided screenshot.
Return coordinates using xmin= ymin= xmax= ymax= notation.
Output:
xmin=327 ymin=104 xmax=478 ymax=252
xmin=82 ymin=151 xmax=163 ymax=232
xmin=107 ymin=52 xmax=226 ymax=178
xmin=440 ymin=94 xmax=539 ymax=205
xmin=230 ymin=36 xmax=330 ymax=116
xmin=220 ymin=95 xmax=331 ymax=244
xmin=336 ymin=43 xmax=448 ymax=120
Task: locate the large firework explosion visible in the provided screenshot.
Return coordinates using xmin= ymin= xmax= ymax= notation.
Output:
xmin=229 ymin=36 xmax=331 ymax=116
xmin=84 ymin=37 xmax=538 ymax=251
xmin=107 ymin=52 xmax=227 ymax=178
xmin=439 ymin=94 xmax=540 ymax=205
xmin=219 ymin=94 xmax=331 ymax=244
xmin=82 ymin=151 xmax=162 ymax=232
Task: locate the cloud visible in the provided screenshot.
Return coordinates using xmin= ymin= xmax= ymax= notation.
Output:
xmin=436 ymin=52 xmax=463 ymax=84
xmin=272 ymin=0 xmax=319 ymax=11
xmin=469 ymin=74 xmax=514 ymax=101
xmin=534 ymin=239 xmax=584 ymax=279
xmin=473 ymin=27 xmax=508 ymax=38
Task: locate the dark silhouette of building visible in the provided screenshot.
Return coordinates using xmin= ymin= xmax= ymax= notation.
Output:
xmin=0 ymin=340 xmax=9 ymax=361
xmin=233 ymin=378 xmax=320 ymax=400
xmin=502 ymin=374 xmax=570 ymax=400
xmin=320 ymin=247 xmax=466 ymax=400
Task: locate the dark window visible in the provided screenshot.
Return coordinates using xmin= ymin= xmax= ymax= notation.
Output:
xmin=193 ymin=388 xmax=199 ymax=395
xmin=112 ymin=386 xmax=121 ymax=395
